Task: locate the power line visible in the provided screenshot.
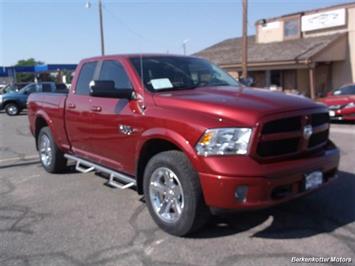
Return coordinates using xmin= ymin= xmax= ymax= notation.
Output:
xmin=102 ymin=4 xmax=151 ymax=42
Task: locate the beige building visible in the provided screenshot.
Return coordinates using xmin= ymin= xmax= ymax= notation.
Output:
xmin=195 ymin=2 xmax=355 ymax=98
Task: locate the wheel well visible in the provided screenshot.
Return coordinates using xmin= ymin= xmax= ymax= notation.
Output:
xmin=35 ymin=117 xmax=48 ymax=148
xmin=136 ymin=139 xmax=181 ymax=194
xmin=4 ymin=101 xmax=18 ymax=107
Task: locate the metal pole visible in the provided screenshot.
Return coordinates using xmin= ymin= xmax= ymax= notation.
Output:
xmin=309 ymin=66 xmax=316 ymax=99
xmin=98 ymin=0 xmax=105 ymax=55
xmin=241 ymin=0 xmax=248 ymax=79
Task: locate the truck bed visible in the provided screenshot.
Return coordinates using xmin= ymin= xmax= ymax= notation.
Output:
xmin=27 ymin=92 xmax=71 ymax=152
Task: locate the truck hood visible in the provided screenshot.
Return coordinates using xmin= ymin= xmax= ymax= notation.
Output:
xmin=153 ymin=86 xmax=323 ymax=126
xmin=2 ymin=92 xmax=22 ymax=97
xmin=318 ymin=95 xmax=355 ymax=106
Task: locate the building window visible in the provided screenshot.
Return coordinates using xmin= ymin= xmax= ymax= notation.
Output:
xmin=284 ymin=19 xmax=300 ymax=39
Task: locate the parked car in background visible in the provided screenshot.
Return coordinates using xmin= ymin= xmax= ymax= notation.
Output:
xmin=28 ymin=54 xmax=339 ymax=236
xmin=319 ymin=84 xmax=355 ymax=121
xmin=0 ymin=82 xmax=67 ymax=115
xmin=0 ymin=82 xmax=29 ymax=94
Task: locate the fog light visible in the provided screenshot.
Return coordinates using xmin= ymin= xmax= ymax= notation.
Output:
xmin=235 ymin=186 xmax=248 ymax=202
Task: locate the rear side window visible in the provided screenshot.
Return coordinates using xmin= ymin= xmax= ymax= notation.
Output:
xmin=99 ymin=60 xmax=132 ymax=90
xmin=76 ymin=62 xmax=97 ymax=95
xmin=42 ymin=83 xmax=52 ymax=92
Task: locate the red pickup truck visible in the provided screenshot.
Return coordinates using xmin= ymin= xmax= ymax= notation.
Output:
xmin=28 ymin=54 xmax=340 ymax=236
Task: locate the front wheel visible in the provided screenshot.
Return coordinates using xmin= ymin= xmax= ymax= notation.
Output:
xmin=143 ymin=150 xmax=210 ymax=236
xmin=5 ymin=103 xmax=19 ymax=116
xmin=37 ymin=127 xmax=67 ymax=173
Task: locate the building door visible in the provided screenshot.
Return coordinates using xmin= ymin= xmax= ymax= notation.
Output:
xmin=316 ymin=63 xmax=331 ymax=97
xmin=271 ymin=70 xmax=281 ymax=87
xmin=283 ymin=70 xmax=297 ymax=92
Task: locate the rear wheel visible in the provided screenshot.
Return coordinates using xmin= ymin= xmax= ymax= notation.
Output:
xmin=5 ymin=103 xmax=19 ymax=116
xmin=37 ymin=127 xmax=67 ymax=173
xmin=143 ymin=150 xmax=210 ymax=236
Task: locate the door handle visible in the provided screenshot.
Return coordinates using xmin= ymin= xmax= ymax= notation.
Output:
xmin=91 ymin=105 xmax=102 ymax=112
xmin=68 ymin=103 xmax=76 ymax=109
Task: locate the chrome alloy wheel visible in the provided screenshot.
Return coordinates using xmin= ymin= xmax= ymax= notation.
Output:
xmin=39 ymin=134 xmax=53 ymax=167
xmin=149 ymin=167 xmax=185 ymax=223
xmin=7 ymin=105 xmax=18 ymax=115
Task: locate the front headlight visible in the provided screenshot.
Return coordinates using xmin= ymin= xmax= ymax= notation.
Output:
xmin=343 ymin=102 xmax=355 ymax=109
xmin=0 ymin=95 xmax=3 ymax=103
xmin=196 ymin=128 xmax=252 ymax=156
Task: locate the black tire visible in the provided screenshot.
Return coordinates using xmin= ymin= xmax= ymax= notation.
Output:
xmin=143 ymin=150 xmax=210 ymax=236
xmin=5 ymin=103 xmax=19 ymax=116
xmin=37 ymin=127 xmax=67 ymax=173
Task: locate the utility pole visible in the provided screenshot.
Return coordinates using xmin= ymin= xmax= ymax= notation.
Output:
xmin=98 ymin=0 xmax=105 ymax=55
xmin=182 ymin=39 xmax=189 ymax=55
xmin=241 ymin=0 xmax=248 ymax=79
xmin=86 ymin=0 xmax=105 ymax=56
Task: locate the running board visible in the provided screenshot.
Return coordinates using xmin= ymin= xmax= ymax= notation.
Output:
xmin=64 ymin=154 xmax=136 ymax=190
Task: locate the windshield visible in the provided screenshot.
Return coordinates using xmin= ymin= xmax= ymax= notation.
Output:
xmin=130 ymin=56 xmax=239 ymax=92
xmin=332 ymin=85 xmax=355 ymax=96
xmin=3 ymin=85 xmax=17 ymax=93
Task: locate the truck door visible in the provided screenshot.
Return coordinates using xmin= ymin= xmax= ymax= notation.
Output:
xmin=21 ymin=83 xmax=40 ymax=109
xmin=88 ymin=59 xmax=138 ymax=174
xmin=65 ymin=61 xmax=98 ymax=159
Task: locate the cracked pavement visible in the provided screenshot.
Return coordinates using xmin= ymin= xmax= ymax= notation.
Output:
xmin=0 ymin=113 xmax=354 ymax=266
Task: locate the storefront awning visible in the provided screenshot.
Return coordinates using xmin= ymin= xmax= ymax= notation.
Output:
xmin=0 ymin=64 xmax=77 ymax=77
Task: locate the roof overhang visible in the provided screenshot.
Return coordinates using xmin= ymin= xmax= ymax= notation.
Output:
xmin=219 ymin=33 xmax=347 ymax=71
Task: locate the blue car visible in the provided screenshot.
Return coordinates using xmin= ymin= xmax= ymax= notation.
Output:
xmin=0 ymin=82 xmax=67 ymax=115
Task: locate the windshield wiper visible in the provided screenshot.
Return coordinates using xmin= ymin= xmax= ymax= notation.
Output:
xmin=154 ymin=85 xmax=198 ymax=92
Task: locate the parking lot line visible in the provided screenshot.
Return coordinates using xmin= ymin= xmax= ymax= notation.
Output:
xmin=330 ymin=127 xmax=355 ymax=135
xmin=0 ymin=155 xmax=38 ymax=163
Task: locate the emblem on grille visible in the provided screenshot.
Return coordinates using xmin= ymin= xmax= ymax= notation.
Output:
xmin=303 ymin=125 xmax=313 ymax=140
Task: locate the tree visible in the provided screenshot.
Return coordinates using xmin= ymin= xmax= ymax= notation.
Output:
xmin=15 ymin=58 xmax=44 ymax=82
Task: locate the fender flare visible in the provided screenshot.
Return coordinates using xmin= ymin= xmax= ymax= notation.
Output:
xmin=33 ymin=111 xmax=57 ymax=145
xmin=136 ymin=127 xmax=201 ymax=171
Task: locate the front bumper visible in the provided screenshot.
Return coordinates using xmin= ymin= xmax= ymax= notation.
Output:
xmin=198 ymin=143 xmax=340 ymax=209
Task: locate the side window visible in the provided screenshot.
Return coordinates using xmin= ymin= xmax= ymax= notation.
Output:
xmin=42 ymin=83 xmax=52 ymax=92
xmin=342 ymin=85 xmax=355 ymax=95
xmin=76 ymin=62 xmax=97 ymax=95
xmin=350 ymin=86 xmax=355 ymax=95
xmin=99 ymin=60 xmax=132 ymax=90
xmin=26 ymin=84 xmax=38 ymax=93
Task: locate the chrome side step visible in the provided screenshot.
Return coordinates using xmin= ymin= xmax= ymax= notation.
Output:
xmin=64 ymin=154 xmax=136 ymax=190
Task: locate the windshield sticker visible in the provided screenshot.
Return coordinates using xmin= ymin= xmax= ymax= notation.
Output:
xmin=150 ymin=78 xmax=173 ymax=90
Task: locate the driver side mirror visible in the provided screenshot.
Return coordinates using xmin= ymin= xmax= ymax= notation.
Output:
xmin=89 ymin=80 xmax=136 ymax=100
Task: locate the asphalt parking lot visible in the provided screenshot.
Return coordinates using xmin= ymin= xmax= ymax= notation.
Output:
xmin=0 ymin=112 xmax=354 ymax=266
